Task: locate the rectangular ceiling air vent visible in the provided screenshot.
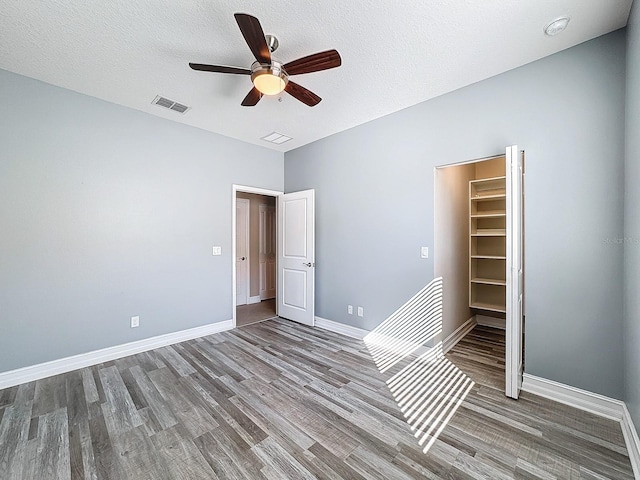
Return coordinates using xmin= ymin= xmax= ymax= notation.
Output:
xmin=152 ymin=95 xmax=191 ymax=114
xmin=261 ymin=132 xmax=292 ymax=145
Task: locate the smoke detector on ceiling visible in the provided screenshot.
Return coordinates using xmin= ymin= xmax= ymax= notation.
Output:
xmin=544 ymin=17 xmax=570 ymax=36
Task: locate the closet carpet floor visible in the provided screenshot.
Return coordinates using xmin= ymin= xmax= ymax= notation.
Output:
xmin=0 ymin=320 xmax=634 ymax=479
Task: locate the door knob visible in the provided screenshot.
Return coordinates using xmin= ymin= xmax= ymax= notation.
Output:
xmin=241 ymin=257 xmax=246 ymax=260
xmin=303 ymin=262 xmax=313 ymax=267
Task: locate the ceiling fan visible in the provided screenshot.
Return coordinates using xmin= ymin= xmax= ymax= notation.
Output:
xmin=189 ymin=13 xmax=342 ymax=107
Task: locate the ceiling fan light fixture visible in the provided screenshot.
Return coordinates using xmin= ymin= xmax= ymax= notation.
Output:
xmin=253 ymin=72 xmax=286 ymax=95
xmin=251 ymin=61 xmax=288 ymax=95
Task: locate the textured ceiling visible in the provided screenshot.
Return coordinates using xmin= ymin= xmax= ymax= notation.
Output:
xmin=0 ymin=0 xmax=633 ymax=152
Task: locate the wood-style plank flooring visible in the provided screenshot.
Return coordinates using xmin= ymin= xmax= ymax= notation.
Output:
xmin=0 ymin=321 xmax=634 ymax=479
xmin=236 ymin=299 xmax=277 ymax=327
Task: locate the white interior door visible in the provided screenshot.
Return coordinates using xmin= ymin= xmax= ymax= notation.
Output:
xmin=506 ymin=145 xmax=524 ymax=399
xmin=236 ymin=198 xmax=250 ymax=306
xmin=259 ymin=204 xmax=276 ymax=300
xmin=277 ymin=189 xmax=315 ymax=326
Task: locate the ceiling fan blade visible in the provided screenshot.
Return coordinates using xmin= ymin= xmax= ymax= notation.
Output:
xmin=234 ymin=13 xmax=271 ymax=64
xmin=189 ymin=63 xmax=251 ymax=75
xmin=241 ymin=87 xmax=263 ymax=106
xmin=283 ymin=49 xmax=341 ymax=75
xmin=285 ymin=81 xmax=321 ymax=107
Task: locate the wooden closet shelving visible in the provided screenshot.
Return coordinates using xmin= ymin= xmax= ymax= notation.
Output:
xmin=469 ymin=176 xmax=507 ymax=313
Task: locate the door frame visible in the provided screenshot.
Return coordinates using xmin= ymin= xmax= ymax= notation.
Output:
xmin=232 ymin=185 xmax=283 ymax=328
xmin=433 ymin=148 xmax=525 ymax=398
xmin=259 ymin=203 xmax=277 ymax=301
xmin=235 ymin=198 xmax=250 ymax=306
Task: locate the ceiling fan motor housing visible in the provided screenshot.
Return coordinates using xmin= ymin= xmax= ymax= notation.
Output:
xmin=251 ymin=61 xmax=289 ymax=95
xmin=265 ymin=34 xmax=279 ymax=53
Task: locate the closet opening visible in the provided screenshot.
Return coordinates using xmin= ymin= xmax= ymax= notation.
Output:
xmin=434 ymin=146 xmax=524 ymax=398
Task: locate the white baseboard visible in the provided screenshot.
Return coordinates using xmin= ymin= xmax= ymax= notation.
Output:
xmin=314 ymin=315 xmax=477 ymax=358
xmin=248 ymin=296 xmax=262 ymax=305
xmin=315 ymin=316 xmax=433 ymax=358
xmin=0 ymin=319 xmax=233 ymax=390
xmin=443 ymin=316 xmax=477 ymax=354
xmin=521 ymin=373 xmax=624 ymax=421
xmin=522 ymin=374 xmax=640 ymax=476
xmin=362 ymin=331 xmax=434 ymax=357
xmin=622 ymin=404 xmax=640 ymax=479
xmin=314 ymin=316 xmax=369 ymax=339
xmin=475 ymin=314 xmax=506 ymax=330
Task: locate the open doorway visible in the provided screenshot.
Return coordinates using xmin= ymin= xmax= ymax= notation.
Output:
xmin=233 ymin=185 xmax=282 ymax=327
xmin=434 ymin=146 xmax=524 ymax=398
xmin=232 ymin=185 xmax=316 ymax=329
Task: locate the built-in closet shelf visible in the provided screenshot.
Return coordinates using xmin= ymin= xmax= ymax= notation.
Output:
xmin=471 ymin=194 xmax=506 ymax=201
xmin=471 ymin=230 xmax=506 ymax=236
xmin=470 ymin=176 xmax=506 ymax=198
xmin=470 ymin=213 xmax=506 ymax=218
xmin=470 ymin=302 xmax=507 ymax=313
xmin=471 ymin=277 xmax=507 ymax=286
xmin=470 ymin=174 xmax=507 ymax=313
xmin=470 ymin=202 xmax=505 ymax=216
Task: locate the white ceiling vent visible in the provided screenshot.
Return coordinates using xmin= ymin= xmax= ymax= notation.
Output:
xmin=152 ymin=95 xmax=190 ymax=114
xmin=261 ymin=132 xmax=292 ymax=145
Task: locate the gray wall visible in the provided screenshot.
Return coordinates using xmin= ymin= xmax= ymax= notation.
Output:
xmin=434 ymin=163 xmax=474 ymax=339
xmin=0 ymin=69 xmax=283 ymax=373
xmin=625 ymin=4 xmax=640 ymax=430
xmin=285 ymin=31 xmax=626 ymax=399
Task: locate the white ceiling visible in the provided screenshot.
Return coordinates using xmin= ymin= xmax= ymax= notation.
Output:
xmin=0 ymin=1 xmax=632 ymax=152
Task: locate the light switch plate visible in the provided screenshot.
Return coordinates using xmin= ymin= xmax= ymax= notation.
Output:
xmin=421 ymin=246 xmax=429 ymax=258
xmin=212 ymin=246 xmax=222 ymax=256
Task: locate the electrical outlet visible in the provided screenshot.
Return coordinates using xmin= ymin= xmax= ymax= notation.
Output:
xmin=347 ymin=305 xmax=353 ymax=315
xmin=131 ymin=315 xmax=140 ymax=328
xmin=212 ymin=246 xmax=222 ymax=256
xmin=357 ymin=306 xmax=364 ymax=317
